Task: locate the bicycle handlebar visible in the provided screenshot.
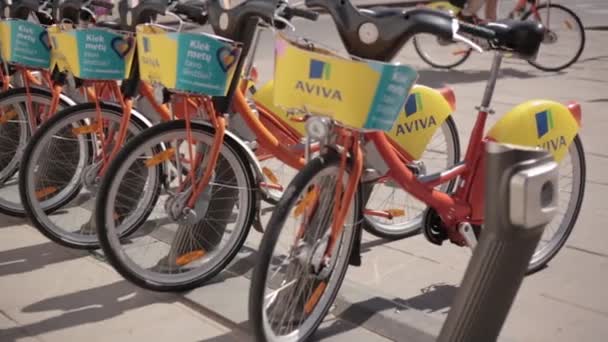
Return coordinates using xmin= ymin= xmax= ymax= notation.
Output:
xmin=89 ymin=0 xmax=114 ymax=10
xmin=174 ymin=2 xmax=207 ymax=25
xmin=283 ymin=6 xmax=319 ymax=21
xmin=457 ymin=21 xmax=496 ymax=40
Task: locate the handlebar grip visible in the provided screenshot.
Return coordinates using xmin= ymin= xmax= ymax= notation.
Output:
xmin=174 ymin=3 xmax=207 ymax=24
xmin=90 ymin=0 xmax=114 ymax=10
xmin=458 ymin=21 xmax=496 ymax=40
xmin=285 ymin=6 xmax=319 ymax=21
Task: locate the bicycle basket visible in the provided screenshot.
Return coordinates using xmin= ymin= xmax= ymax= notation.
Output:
xmin=273 ymin=34 xmax=418 ymax=131
xmin=0 ymin=19 xmax=50 ymax=69
xmin=48 ymin=25 xmax=135 ymax=80
xmin=136 ymin=24 xmax=242 ymax=96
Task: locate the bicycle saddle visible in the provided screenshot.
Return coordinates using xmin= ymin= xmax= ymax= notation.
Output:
xmin=114 ymin=0 xmax=207 ymax=31
xmin=306 ymin=0 xmax=455 ymax=61
xmin=9 ymin=0 xmax=42 ymax=19
xmin=359 ymin=6 xmax=402 ymax=19
xmin=481 ymin=19 xmax=544 ymax=60
xmin=116 ymin=0 xmax=169 ymax=30
xmin=53 ymin=0 xmax=85 ymax=23
xmin=207 ymin=0 xmax=278 ymax=42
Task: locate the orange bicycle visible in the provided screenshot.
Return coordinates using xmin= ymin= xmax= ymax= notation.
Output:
xmin=249 ymin=2 xmax=585 ymax=341
xmin=17 ymin=0 xmax=204 ymax=247
xmin=0 ymin=0 xmax=123 ymax=216
xmin=92 ymin=0 xmax=461 ymax=292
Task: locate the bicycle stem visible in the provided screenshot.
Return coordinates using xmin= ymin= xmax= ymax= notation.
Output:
xmin=480 ymin=52 xmax=503 ymax=110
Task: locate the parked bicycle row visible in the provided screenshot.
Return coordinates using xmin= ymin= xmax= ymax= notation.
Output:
xmin=0 ymin=0 xmax=585 ymax=341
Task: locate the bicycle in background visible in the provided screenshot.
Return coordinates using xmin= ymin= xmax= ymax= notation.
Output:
xmin=414 ymin=0 xmax=585 ymax=71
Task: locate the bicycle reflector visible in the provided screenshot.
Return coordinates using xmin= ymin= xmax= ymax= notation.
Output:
xmin=305 ymin=116 xmax=331 ymax=140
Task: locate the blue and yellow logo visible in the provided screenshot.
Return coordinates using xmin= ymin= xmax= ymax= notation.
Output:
xmin=309 ymin=59 xmax=331 ymax=80
xmin=405 ymin=93 xmax=423 ymax=117
xmin=536 ymin=110 xmax=554 ymax=138
xmin=142 ymin=37 xmax=151 ymax=53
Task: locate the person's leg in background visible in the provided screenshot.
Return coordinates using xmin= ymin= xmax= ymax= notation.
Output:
xmin=460 ymin=0 xmax=487 ymax=18
xmin=484 ymin=0 xmax=499 ymax=21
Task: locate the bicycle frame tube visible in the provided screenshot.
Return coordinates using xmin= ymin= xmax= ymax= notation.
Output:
xmin=370 ymin=131 xmax=470 ymax=225
xmin=368 ymin=53 xmax=504 ymax=227
xmin=326 ymin=132 xmax=363 ymax=258
xmin=187 ymin=99 xmax=227 ymax=208
xmin=138 ymin=81 xmax=172 ymax=121
xmin=232 ymin=86 xmax=306 ymax=170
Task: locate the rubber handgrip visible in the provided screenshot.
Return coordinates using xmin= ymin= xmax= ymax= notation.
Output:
xmin=458 ymin=21 xmax=496 ymax=40
xmin=286 ymin=6 xmax=319 ymax=21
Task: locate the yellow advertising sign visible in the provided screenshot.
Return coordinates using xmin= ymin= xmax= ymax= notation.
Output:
xmin=487 ymin=100 xmax=580 ymax=161
xmin=136 ymin=24 xmax=242 ymax=96
xmin=49 ymin=25 xmax=135 ymax=80
xmin=273 ymin=34 xmax=417 ymax=131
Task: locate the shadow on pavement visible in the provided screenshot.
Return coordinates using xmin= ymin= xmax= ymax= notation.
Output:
xmin=198 ymin=321 xmax=249 ymax=342
xmin=197 ymin=317 xmax=366 ymax=342
xmin=588 ymin=98 xmax=608 ymax=103
xmin=0 ymin=241 xmax=87 ymax=277
xmin=360 ymin=238 xmax=394 ymax=254
xmin=577 ymin=55 xmax=608 ymax=63
xmin=206 ymin=245 xmax=258 ymax=285
xmin=0 ymin=214 xmax=27 ymax=229
xmin=0 ymin=280 xmax=179 ymax=342
xmin=393 ymin=283 xmax=458 ymax=314
xmin=417 ymin=67 xmax=546 ymax=88
xmin=331 ymin=283 xmax=457 ymax=337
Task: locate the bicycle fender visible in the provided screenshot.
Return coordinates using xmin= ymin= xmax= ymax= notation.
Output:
xmin=58 ymin=92 xmax=78 ymax=106
xmin=486 ymin=100 xmax=581 ymax=162
xmin=252 ymin=80 xmax=307 ymax=135
xmin=192 ymin=120 xmax=266 ymax=183
xmin=386 ymin=84 xmax=454 ymax=160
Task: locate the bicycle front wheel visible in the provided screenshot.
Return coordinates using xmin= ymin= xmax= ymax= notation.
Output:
xmin=19 ymin=103 xmax=149 ymax=249
xmin=0 ymin=87 xmax=71 ymax=216
xmin=249 ymin=149 xmax=360 ymax=342
xmin=96 ymin=120 xmax=256 ymax=291
xmin=524 ymin=3 xmax=585 ymax=72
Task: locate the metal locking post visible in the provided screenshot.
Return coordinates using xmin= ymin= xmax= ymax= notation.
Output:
xmin=437 ymin=142 xmax=559 ymax=342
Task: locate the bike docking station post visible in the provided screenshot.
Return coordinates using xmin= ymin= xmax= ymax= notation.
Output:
xmin=437 ymin=142 xmax=559 ymax=342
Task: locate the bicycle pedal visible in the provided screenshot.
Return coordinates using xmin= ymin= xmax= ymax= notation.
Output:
xmin=458 ymin=222 xmax=477 ymax=250
xmin=253 ymin=218 xmax=265 ymax=233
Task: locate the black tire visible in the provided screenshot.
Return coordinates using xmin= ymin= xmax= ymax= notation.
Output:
xmin=362 ymin=116 xmax=461 ymax=240
xmin=523 ymin=3 xmax=585 ymax=72
xmin=413 ymin=35 xmax=472 ymax=69
xmin=0 ymin=87 xmax=72 ymax=217
xmin=97 ymin=120 xmax=257 ymax=291
xmin=250 ymin=149 xmax=360 ymax=342
xmin=526 ymin=135 xmax=585 ymax=274
xmin=19 ymin=102 xmax=150 ymax=249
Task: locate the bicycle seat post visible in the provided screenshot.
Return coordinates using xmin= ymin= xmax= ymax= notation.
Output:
xmin=479 ymin=52 xmax=503 ymax=113
xmin=242 ymin=23 xmax=263 ymax=81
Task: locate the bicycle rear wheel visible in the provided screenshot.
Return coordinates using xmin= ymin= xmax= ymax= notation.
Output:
xmin=523 ymin=3 xmax=585 ymax=72
xmin=249 ymin=149 xmax=360 ymax=342
xmin=96 ymin=120 xmax=256 ymax=291
xmin=363 ymin=116 xmax=460 ymax=239
xmin=527 ymin=135 xmax=585 ymax=273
